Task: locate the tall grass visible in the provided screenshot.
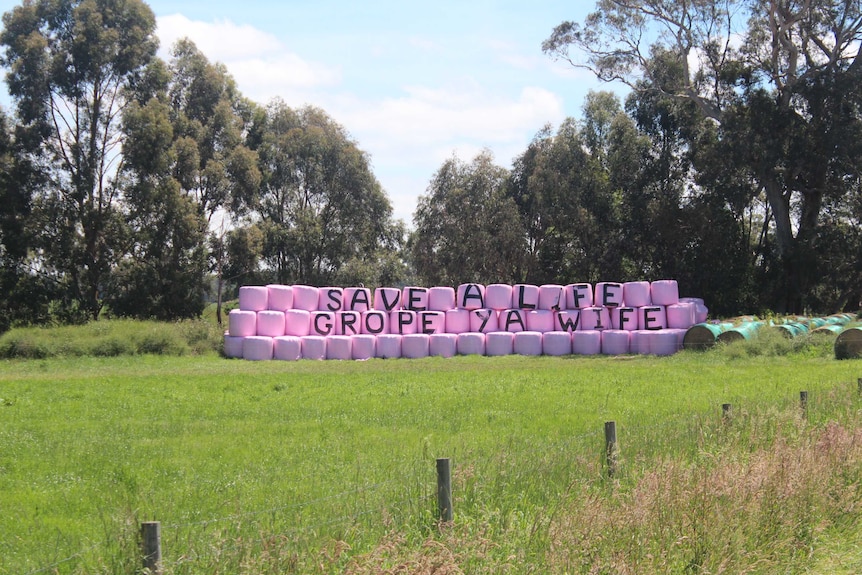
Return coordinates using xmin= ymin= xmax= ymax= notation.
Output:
xmin=1 ymin=330 xmax=861 ymax=573
xmin=0 ymin=318 xmax=224 ymax=359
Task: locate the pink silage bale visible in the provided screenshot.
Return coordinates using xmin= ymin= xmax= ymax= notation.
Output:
xmin=572 ymin=330 xmax=601 ymax=355
xmin=457 ymin=332 xmax=486 ymax=355
xmin=376 ymin=334 xmax=402 ymax=358
xmin=402 ymin=334 xmax=430 ymax=358
xmin=266 ymin=284 xmax=293 ymax=311
xmin=429 ymin=333 xmax=458 ymax=357
xmin=428 ymin=286 xmax=456 ymax=311
xmin=601 ymin=330 xmax=630 ymax=355
xmin=239 ymin=286 xmax=268 ymax=311
xmin=650 ymin=280 xmax=680 ymax=306
xmin=542 ymin=331 xmax=572 ymax=356
xmin=513 ymin=331 xmax=543 ymax=356
xmin=228 ymin=309 xmax=257 ymax=337
xmin=484 ymin=284 xmax=512 ymax=311
xmin=273 ymin=336 xmax=301 ymax=361
xmin=242 ymin=336 xmax=273 ymax=361
xmin=485 ymin=331 xmax=514 ymax=356
xmin=351 ymin=334 xmax=376 ymax=360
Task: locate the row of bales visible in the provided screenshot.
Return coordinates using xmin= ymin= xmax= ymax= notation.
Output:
xmin=681 ymin=313 xmax=862 ymax=359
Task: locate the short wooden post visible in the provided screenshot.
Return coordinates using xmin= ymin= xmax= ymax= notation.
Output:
xmin=722 ymin=403 xmax=732 ymax=422
xmin=800 ymin=391 xmax=809 ymax=418
xmin=604 ymin=421 xmax=618 ymax=478
xmin=141 ymin=521 xmax=162 ymax=574
xmin=436 ymin=458 xmax=453 ymax=522
xmin=857 ymin=378 xmax=861 ymax=395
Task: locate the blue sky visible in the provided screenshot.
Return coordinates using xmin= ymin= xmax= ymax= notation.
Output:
xmin=0 ymin=0 xmax=630 ymax=224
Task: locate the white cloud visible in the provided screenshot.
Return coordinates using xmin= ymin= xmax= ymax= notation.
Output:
xmin=155 ymin=14 xmax=341 ymax=104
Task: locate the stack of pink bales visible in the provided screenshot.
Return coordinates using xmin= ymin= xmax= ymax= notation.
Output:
xmin=224 ymin=280 xmax=708 ymax=361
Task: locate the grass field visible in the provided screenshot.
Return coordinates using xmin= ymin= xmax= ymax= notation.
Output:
xmin=1 ymin=324 xmax=862 ymax=573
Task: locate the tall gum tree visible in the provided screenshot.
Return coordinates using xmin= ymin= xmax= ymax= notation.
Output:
xmin=544 ymin=0 xmax=862 ymax=312
xmin=0 ymin=0 xmax=158 ymax=320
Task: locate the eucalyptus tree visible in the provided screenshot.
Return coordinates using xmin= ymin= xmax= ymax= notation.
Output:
xmin=544 ymin=0 xmax=862 ymax=312
xmin=0 ymin=0 xmax=158 ymax=320
xmin=412 ymin=150 xmax=526 ymax=285
xmin=255 ymin=100 xmax=399 ymax=286
xmin=111 ymin=39 xmax=262 ymax=320
xmin=509 ymin=112 xmax=624 ymax=285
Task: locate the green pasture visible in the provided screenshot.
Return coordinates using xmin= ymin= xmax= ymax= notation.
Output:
xmin=1 ymin=326 xmax=862 ymax=573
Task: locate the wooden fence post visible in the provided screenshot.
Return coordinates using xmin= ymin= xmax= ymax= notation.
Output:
xmin=604 ymin=421 xmax=618 ymax=478
xmin=722 ymin=403 xmax=732 ymax=422
xmin=141 ymin=521 xmax=162 ymax=574
xmin=436 ymin=458 xmax=453 ymax=523
xmin=800 ymin=391 xmax=808 ymax=418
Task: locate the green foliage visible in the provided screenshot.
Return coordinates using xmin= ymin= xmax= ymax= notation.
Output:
xmin=0 ymin=319 xmax=223 ymax=359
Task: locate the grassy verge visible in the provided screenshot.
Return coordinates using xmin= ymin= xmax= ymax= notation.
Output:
xmin=1 ymin=325 xmax=861 ymax=573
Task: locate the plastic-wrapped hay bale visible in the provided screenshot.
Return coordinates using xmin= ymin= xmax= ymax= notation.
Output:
xmin=601 ymin=330 xmax=630 ymax=355
xmin=267 ymin=284 xmax=293 ymax=311
xmin=484 ymin=284 xmax=511 ymax=311
xmin=457 ymin=333 xmax=485 ymax=355
xmin=390 ymin=310 xmax=418 ymax=335
xmin=650 ymin=280 xmax=679 ymax=306
xmin=361 ymin=310 xmax=388 ymax=335
xmin=373 ymin=287 xmax=401 ymax=311
xmin=572 ymin=330 xmax=602 ymax=355
xmin=538 ymin=284 xmax=565 ymax=310
xmin=638 ymin=306 xmax=667 ymax=331
xmin=223 ymin=334 xmax=244 ymax=358
xmin=444 ymin=309 xmax=471 ymax=333
xmin=243 ymin=336 xmax=273 ymax=361
xmin=470 ymin=309 xmax=499 ymax=333
xmin=623 ymin=281 xmax=651 ymax=307
xmin=402 ymin=286 xmax=428 ymax=311
xmin=419 ymin=311 xmax=445 ymax=334
xmin=284 ymin=309 xmax=311 ymax=337
xmin=630 ymin=330 xmax=652 ymax=355
xmin=256 ymin=310 xmax=285 ymax=337
xmin=351 ymin=334 xmax=376 ymax=360
xmin=343 ymin=287 xmax=372 ymax=312
xmin=835 ymin=327 xmax=862 ymax=359
xmin=542 ymin=331 xmax=572 ymax=356
xmin=579 ymin=307 xmax=611 ymax=331
xmin=666 ymin=302 xmax=697 ymax=329
xmin=429 ymin=333 xmax=458 ymax=358
xmin=595 ymin=282 xmax=624 ymax=308
xmin=511 ymin=284 xmax=540 ymax=310
xmin=326 ymin=335 xmax=352 ymax=360
xmin=273 ymin=336 xmax=301 ymax=361
xmin=683 ymin=322 xmax=731 ymax=350
xmin=376 ymin=334 xmax=402 ymax=358
xmin=566 ymin=283 xmax=593 ymax=309
xmin=457 ymin=283 xmax=486 ymax=309
xmin=526 ymin=309 xmax=555 ymax=333
xmin=612 ymin=307 xmax=638 ymax=331
xmin=513 ymin=331 xmax=543 ymax=356
xmin=429 ymin=286 xmax=456 ymax=311
xmin=651 ymin=330 xmax=680 ymax=356
xmin=228 ymin=309 xmax=257 ymax=337
xmin=292 ymin=285 xmax=320 ymax=311
xmin=402 ymin=333 xmax=430 ymax=358
xmin=301 ymin=336 xmax=326 ymax=360
xmin=716 ymin=321 xmax=764 ymax=344
xmin=239 ymin=286 xmax=268 ymax=311
xmin=486 ymin=331 xmax=514 ymax=356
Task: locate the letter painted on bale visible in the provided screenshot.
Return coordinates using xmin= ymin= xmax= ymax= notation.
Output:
xmin=644 ymin=307 xmax=663 ymax=330
xmin=340 ymin=312 xmax=359 ymax=335
xmin=378 ymin=289 xmax=400 ymax=311
xmin=314 ymin=312 xmax=333 ymax=336
xmin=516 ymin=285 xmax=537 ymax=309
xmin=363 ymin=312 xmax=385 ymax=334
xmin=324 ymin=288 xmax=342 ymax=311
xmin=460 ymin=284 xmax=484 ymax=308
xmin=350 ymin=289 xmax=370 ymax=311
xmin=504 ymin=309 xmax=527 ymax=332
xmin=404 ymin=287 xmax=427 ymax=311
